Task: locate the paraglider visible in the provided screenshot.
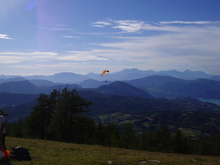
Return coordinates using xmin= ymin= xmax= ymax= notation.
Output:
xmin=101 ymin=70 xmax=109 ymax=82
xmin=101 ymin=70 xmax=109 ymax=77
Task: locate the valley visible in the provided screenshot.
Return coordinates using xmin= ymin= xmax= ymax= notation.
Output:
xmin=1 ymin=69 xmax=220 ymax=140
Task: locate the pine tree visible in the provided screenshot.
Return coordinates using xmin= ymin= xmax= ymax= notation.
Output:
xmin=26 ymin=94 xmax=55 ymax=139
xmin=50 ymin=88 xmax=92 ymax=142
xmin=138 ymin=130 xmax=154 ymax=151
xmin=119 ymin=124 xmax=136 ymax=149
xmin=95 ymin=121 xmax=105 ymax=145
xmin=172 ymin=129 xmax=189 ymax=154
xmin=26 ymin=88 xmax=92 ymax=142
xmin=102 ymin=123 xmax=119 ymax=147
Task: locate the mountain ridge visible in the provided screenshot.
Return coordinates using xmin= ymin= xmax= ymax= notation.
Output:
xmin=126 ymin=76 xmax=220 ymax=99
xmin=0 ymin=69 xmax=218 ymax=84
xmin=87 ymin=81 xmax=154 ymax=98
xmin=1 ymin=75 xmax=220 ymax=99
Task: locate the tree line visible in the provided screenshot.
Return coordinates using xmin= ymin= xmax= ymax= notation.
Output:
xmin=4 ymin=88 xmax=220 ymax=155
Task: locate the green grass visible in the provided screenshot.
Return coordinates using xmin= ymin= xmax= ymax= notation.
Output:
xmin=178 ymin=128 xmax=197 ymax=138
xmin=118 ymin=120 xmax=138 ymax=125
xmin=1 ymin=137 xmax=220 ymax=165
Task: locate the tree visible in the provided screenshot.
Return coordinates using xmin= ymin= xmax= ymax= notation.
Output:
xmin=7 ymin=119 xmax=25 ymax=138
xmin=26 ymin=88 xmax=92 ymax=142
xmin=95 ymin=121 xmax=105 ymax=145
xmin=73 ymin=116 xmax=96 ymax=144
xmin=172 ymin=129 xmax=189 ymax=154
xmin=152 ymin=126 xmax=172 ymax=152
xmin=49 ymin=88 xmax=92 ymax=142
xmin=26 ymin=93 xmax=55 ymax=139
xmin=119 ymin=124 xmax=136 ymax=149
xmin=102 ymin=123 xmax=119 ymax=147
xmin=137 ymin=130 xmax=154 ymax=151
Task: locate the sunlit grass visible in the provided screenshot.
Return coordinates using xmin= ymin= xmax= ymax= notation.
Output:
xmin=1 ymin=137 xmax=219 ymax=165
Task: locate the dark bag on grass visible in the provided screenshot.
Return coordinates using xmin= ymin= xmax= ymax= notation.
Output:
xmin=10 ymin=146 xmax=31 ymax=160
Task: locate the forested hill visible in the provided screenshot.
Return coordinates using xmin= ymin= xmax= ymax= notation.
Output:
xmin=4 ymin=90 xmax=220 ymax=121
xmin=1 ymin=75 xmax=220 ymax=141
xmin=86 ymin=81 xmax=154 ymax=98
xmin=127 ymin=75 xmax=220 ymax=99
xmin=79 ymin=92 xmax=220 ymax=115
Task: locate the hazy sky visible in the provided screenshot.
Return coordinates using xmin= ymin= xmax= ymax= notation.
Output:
xmin=1 ymin=0 xmax=220 ymax=75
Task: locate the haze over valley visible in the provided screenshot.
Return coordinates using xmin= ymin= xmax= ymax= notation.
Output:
xmin=0 ymin=69 xmax=220 ymax=140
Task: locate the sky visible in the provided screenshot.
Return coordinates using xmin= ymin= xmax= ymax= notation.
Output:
xmin=1 ymin=0 xmax=220 ymax=76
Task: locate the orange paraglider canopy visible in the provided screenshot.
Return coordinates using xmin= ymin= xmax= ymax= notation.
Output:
xmin=0 ymin=149 xmax=10 ymax=160
xmin=101 ymin=70 xmax=109 ymax=77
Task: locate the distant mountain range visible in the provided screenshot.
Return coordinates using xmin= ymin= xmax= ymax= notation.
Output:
xmin=1 ymin=77 xmax=220 ymax=119
xmin=0 ymin=69 xmax=219 ymax=84
xmin=0 ymin=69 xmax=220 ymax=137
xmin=127 ymin=75 xmax=220 ymax=99
xmin=1 ymin=73 xmax=220 ymax=100
xmin=1 ymin=68 xmax=220 ymax=138
xmin=0 ymin=80 xmax=81 ymax=94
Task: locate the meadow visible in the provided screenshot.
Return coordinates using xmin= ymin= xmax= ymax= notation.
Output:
xmin=1 ymin=137 xmax=220 ymax=165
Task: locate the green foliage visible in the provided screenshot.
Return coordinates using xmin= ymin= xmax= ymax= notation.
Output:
xmin=7 ymin=119 xmax=25 ymax=138
xmin=24 ymin=88 xmax=92 ymax=142
xmin=119 ymin=124 xmax=136 ymax=149
xmin=194 ymin=134 xmax=220 ymax=155
xmin=172 ymin=129 xmax=190 ymax=154
xmin=97 ymin=111 xmax=220 ymax=139
xmin=48 ymin=88 xmax=92 ymax=142
xmin=5 ymin=88 xmax=220 ymax=156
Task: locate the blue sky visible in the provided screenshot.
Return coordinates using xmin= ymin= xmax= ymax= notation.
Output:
xmin=1 ymin=0 xmax=220 ymax=75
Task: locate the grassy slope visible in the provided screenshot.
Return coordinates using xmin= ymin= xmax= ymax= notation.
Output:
xmin=1 ymin=137 xmax=220 ymax=165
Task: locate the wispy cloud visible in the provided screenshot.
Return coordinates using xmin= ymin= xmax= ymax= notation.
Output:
xmin=92 ymin=19 xmax=220 ymax=33
xmin=63 ymin=35 xmax=79 ymax=39
xmin=0 ymin=51 xmax=57 ymax=64
xmin=88 ymin=19 xmax=220 ymax=74
xmin=160 ymin=21 xmax=220 ymax=24
xmin=58 ymin=51 xmax=109 ymax=61
xmin=113 ymin=20 xmax=146 ymax=33
xmin=92 ymin=20 xmax=180 ymax=33
xmin=0 ymin=34 xmax=13 ymax=39
xmin=92 ymin=21 xmax=112 ymax=27
xmin=0 ymin=52 xmax=57 ymax=56
xmin=2 ymin=19 xmax=220 ymax=75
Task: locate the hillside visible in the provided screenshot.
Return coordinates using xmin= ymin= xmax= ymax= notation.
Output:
xmin=0 ymin=77 xmax=26 ymax=84
xmin=96 ymin=110 xmax=220 ymax=139
xmin=80 ymin=79 xmax=112 ymax=88
xmin=3 ymin=90 xmax=220 ymax=140
xmin=1 ymin=77 xmax=220 ymax=140
xmin=0 ymin=81 xmax=42 ymax=94
xmin=0 ymin=93 xmax=39 ymax=108
xmin=127 ymin=76 xmax=220 ymax=99
xmin=1 ymin=74 xmax=220 ymax=100
xmin=0 ymin=81 xmax=81 ymax=94
xmin=3 ymin=137 xmax=220 ymax=165
xmin=88 ymin=81 xmax=154 ymax=98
